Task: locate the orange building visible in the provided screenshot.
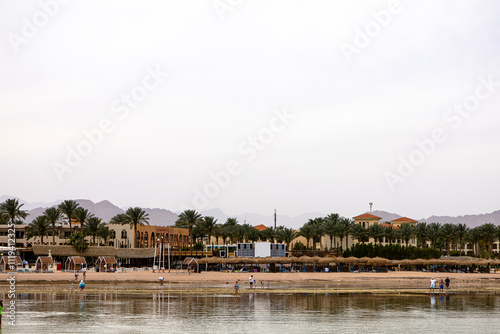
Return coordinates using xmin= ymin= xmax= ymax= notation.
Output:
xmin=391 ymin=217 xmax=418 ymax=227
xmin=353 ymin=213 xmax=382 ymax=228
xmin=136 ymin=225 xmax=189 ymax=250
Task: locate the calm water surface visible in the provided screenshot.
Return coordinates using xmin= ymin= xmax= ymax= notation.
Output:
xmin=5 ymin=293 xmax=500 ymax=333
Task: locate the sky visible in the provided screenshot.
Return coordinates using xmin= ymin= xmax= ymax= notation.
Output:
xmin=1 ymin=0 xmax=499 ymax=220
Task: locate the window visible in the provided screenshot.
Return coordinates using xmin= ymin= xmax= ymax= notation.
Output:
xmin=121 ymin=230 xmax=127 ymax=239
xmin=110 ymin=230 xmax=116 ymax=239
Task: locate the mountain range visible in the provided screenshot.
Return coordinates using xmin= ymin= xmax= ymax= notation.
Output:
xmin=1 ymin=196 xmax=499 ymax=229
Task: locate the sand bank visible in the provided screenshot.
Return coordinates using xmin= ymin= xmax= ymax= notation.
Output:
xmin=1 ymin=271 xmax=500 ymax=295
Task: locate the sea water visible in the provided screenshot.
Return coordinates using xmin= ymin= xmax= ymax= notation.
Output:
xmin=5 ymin=292 xmax=500 ymax=333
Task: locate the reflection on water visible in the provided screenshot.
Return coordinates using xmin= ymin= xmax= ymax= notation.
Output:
xmin=4 ymin=293 xmax=500 ymax=333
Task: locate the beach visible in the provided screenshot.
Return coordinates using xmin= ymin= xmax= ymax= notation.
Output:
xmin=2 ymin=271 xmax=500 ymax=295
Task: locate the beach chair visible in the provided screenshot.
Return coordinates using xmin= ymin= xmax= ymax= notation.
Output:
xmin=24 ymin=269 xmax=30 ymax=273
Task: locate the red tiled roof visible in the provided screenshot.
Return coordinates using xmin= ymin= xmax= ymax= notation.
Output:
xmin=254 ymin=224 xmax=268 ymax=231
xmin=353 ymin=213 xmax=382 ymax=220
xmin=381 ymin=222 xmax=399 ymax=229
xmin=391 ymin=217 xmax=418 ymax=223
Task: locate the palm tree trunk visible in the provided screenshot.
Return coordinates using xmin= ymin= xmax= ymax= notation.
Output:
xmin=52 ymin=223 xmax=56 ymax=244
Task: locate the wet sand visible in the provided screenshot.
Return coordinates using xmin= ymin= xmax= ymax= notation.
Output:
xmin=2 ymin=271 xmax=500 ymax=295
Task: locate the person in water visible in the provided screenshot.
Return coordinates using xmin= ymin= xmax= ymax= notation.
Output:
xmin=79 ymin=279 xmax=85 ymax=292
xmin=234 ymin=280 xmax=239 ymax=296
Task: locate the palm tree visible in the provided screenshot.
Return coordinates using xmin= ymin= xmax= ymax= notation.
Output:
xmin=213 ymin=224 xmax=222 ymax=246
xmin=221 ymin=224 xmax=233 ymax=245
xmin=233 ymin=224 xmax=246 ymax=243
xmin=467 ymin=227 xmax=482 ymax=256
xmin=334 ymin=217 xmax=352 ymax=251
xmin=276 ymin=227 xmax=299 ymax=251
xmin=440 ymin=223 xmax=456 ymax=256
xmin=58 ymin=200 xmax=80 ymax=232
xmin=301 ymin=218 xmax=324 ymax=250
xmin=98 ymin=225 xmax=111 ymax=246
xmin=351 ymin=224 xmax=369 ymax=244
xmin=69 ymin=231 xmax=89 ymax=252
xmin=300 ymin=224 xmax=315 ymax=249
xmin=0 ymin=212 xmax=9 ymax=224
xmin=260 ymin=227 xmax=276 ymax=243
xmin=454 ymin=223 xmax=469 ymax=256
xmin=73 ymin=207 xmax=94 ymax=229
xmin=175 ymin=210 xmax=203 ymax=248
xmin=426 ymin=223 xmax=441 ymax=249
xmin=110 ymin=213 xmax=128 ymax=225
xmin=480 ymin=223 xmax=497 ymax=258
xmin=26 ymin=216 xmax=50 ymax=243
xmin=368 ymin=224 xmax=384 ymax=245
xmin=83 ymin=217 xmax=105 ymax=244
xmin=414 ymin=222 xmax=428 ymax=248
xmin=200 ymin=216 xmax=218 ymax=246
xmin=43 ymin=207 xmax=63 ymax=244
xmin=0 ymin=198 xmax=28 ymax=226
xmin=383 ymin=225 xmax=397 ymax=244
xmin=246 ymin=227 xmax=260 ymax=243
xmin=399 ymin=223 xmax=415 ymax=247
xmin=112 ymin=207 xmax=150 ymax=248
xmin=324 ymin=213 xmax=340 ymax=249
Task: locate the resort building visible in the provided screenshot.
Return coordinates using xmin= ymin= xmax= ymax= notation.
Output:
xmin=353 ymin=213 xmax=382 ymax=228
xmin=236 ymin=242 xmax=286 ymax=258
xmin=391 ymin=217 xmax=418 ymax=227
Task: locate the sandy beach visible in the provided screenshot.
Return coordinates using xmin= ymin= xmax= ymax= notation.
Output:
xmin=2 ymin=270 xmax=500 ymax=295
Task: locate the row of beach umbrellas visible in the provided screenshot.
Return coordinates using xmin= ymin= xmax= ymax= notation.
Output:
xmin=197 ymin=256 xmax=500 ymax=266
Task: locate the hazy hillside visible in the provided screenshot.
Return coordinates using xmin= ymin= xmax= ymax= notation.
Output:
xmin=2 ymin=196 xmax=498 ymax=228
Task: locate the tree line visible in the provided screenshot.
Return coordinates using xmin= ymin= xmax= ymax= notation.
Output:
xmin=2 ymin=199 xmax=500 ymax=258
xmin=0 ymin=198 xmax=150 ymax=252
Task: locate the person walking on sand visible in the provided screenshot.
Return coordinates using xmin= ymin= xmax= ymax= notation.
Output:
xmin=0 ymin=300 xmax=3 ymax=327
xmin=83 ymin=270 xmax=86 ymax=281
xmin=430 ymin=278 xmax=436 ymax=294
xmin=249 ymin=275 xmax=254 ymax=288
xmin=75 ymin=271 xmax=79 ymax=281
xmin=234 ymin=280 xmax=239 ymax=297
xmin=445 ymin=277 xmax=451 ymax=293
xmin=439 ymin=279 xmax=445 ymax=295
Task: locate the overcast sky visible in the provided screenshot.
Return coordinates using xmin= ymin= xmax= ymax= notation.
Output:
xmin=1 ymin=0 xmax=499 ymax=220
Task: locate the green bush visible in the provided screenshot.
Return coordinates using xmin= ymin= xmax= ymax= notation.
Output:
xmin=293 ymin=241 xmax=306 ymax=250
xmin=343 ymin=243 xmax=440 ymax=260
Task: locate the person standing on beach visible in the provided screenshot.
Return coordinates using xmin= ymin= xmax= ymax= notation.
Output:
xmin=249 ymin=275 xmax=254 ymax=288
xmin=83 ymin=270 xmax=86 ymax=281
xmin=430 ymin=278 xmax=436 ymax=294
xmin=0 ymin=300 xmax=3 ymax=327
xmin=75 ymin=271 xmax=79 ymax=281
xmin=445 ymin=277 xmax=451 ymax=293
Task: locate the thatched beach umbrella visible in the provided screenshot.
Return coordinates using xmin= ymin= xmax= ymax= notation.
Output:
xmin=399 ymin=259 xmax=411 ymax=266
xmin=424 ymin=259 xmax=440 ymax=266
xmin=359 ymin=257 xmax=371 ymax=265
xmin=344 ymin=256 xmax=360 ymax=264
xmin=318 ymin=256 xmax=338 ymax=264
xmin=476 ymin=259 xmax=490 ymax=267
xmin=298 ymin=255 xmax=314 ymax=264
xmin=411 ymin=258 xmax=425 ymax=266
xmin=386 ymin=259 xmax=398 ymax=267
xmin=367 ymin=257 xmax=388 ymax=266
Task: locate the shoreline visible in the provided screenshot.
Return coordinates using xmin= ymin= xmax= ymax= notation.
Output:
xmin=2 ymin=271 xmax=500 ymax=296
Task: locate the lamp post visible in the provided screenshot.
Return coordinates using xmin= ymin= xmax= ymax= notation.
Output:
xmin=153 ymin=238 xmax=159 ymax=272
xmin=160 ymin=236 xmax=165 ymax=273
